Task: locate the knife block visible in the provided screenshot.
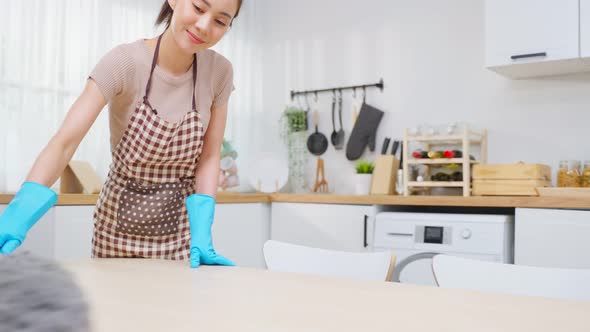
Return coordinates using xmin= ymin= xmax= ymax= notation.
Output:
xmin=370 ymin=155 xmax=400 ymax=195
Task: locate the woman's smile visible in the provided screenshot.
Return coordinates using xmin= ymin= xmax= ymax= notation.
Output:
xmin=186 ymin=30 xmax=205 ymax=44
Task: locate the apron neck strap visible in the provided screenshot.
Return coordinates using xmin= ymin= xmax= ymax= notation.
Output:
xmin=191 ymin=54 xmax=197 ymax=111
xmin=144 ymin=34 xmax=198 ymax=112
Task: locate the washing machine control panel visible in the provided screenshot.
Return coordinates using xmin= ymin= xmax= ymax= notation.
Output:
xmin=373 ymin=212 xmax=513 ymax=254
xmin=414 ymin=225 xmax=453 ymax=245
xmin=424 ymin=226 xmax=444 ymax=244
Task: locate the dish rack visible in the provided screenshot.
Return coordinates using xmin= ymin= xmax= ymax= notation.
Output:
xmin=402 ymin=125 xmax=487 ymax=197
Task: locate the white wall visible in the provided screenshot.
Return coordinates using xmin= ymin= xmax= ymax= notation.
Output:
xmin=257 ymin=0 xmax=590 ymax=194
xmin=0 ymin=0 xmax=163 ymax=192
xmin=3 ymin=0 xmax=588 ymax=194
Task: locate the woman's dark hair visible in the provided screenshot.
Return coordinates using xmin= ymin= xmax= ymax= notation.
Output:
xmin=156 ymin=0 xmax=243 ymax=28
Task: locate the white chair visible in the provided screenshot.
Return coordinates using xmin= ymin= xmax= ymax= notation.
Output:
xmin=263 ymin=240 xmax=396 ymax=282
xmin=432 ymin=254 xmax=590 ymax=302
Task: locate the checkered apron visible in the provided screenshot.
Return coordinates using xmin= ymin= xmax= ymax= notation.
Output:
xmin=91 ymin=35 xmax=203 ymax=259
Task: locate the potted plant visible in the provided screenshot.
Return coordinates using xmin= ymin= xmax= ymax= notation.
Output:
xmin=279 ymin=106 xmax=308 ymax=193
xmin=354 ymin=159 xmax=374 ymax=195
xmin=282 ymin=106 xmax=308 ymax=133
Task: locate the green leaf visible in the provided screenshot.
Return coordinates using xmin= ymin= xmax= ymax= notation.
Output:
xmin=355 ymin=159 xmax=375 ymax=174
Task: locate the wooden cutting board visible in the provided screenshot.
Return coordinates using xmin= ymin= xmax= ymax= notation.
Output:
xmin=473 ymin=163 xmax=551 ymax=180
xmin=536 ymin=187 xmax=590 ymax=198
xmin=60 ymin=160 xmax=103 ymax=194
xmin=472 ymin=179 xmax=551 ymax=196
xmin=472 ymin=163 xmax=552 ymax=196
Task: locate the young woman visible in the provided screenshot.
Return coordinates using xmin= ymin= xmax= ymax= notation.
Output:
xmin=0 ymin=0 xmax=242 ymax=268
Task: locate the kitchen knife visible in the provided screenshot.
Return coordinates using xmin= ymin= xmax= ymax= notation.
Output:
xmin=391 ymin=140 xmax=400 ymax=156
xmin=399 ymin=142 xmax=404 ymax=169
xmin=381 ymin=137 xmax=391 ymax=155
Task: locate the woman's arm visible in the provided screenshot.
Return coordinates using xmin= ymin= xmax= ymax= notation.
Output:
xmin=194 ymin=103 xmax=229 ymax=197
xmin=187 ymin=102 xmax=234 ymax=267
xmin=25 ymin=79 xmax=107 ymax=187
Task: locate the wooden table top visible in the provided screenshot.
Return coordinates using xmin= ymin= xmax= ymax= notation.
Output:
xmin=63 ymin=259 xmax=590 ymax=332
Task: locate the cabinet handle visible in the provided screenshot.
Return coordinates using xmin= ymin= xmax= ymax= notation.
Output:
xmin=387 ymin=232 xmax=413 ymax=237
xmin=510 ymin=52 xmax=547 ymax=60
xmin=363 ymin=215 xmax=368 ymax=248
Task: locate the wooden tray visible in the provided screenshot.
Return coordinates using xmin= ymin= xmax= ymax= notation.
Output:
xmin=536 ymin=187 xmax=590 ymax=198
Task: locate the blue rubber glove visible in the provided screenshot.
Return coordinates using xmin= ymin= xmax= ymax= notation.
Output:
xmin=0 ymin=182 xmax=58 ymax=254
xmin=186 ymin=194 xmax=235 ymax=268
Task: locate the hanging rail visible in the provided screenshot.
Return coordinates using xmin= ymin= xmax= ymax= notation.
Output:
xmin=290 ymin=78 xmax=384 ymax=100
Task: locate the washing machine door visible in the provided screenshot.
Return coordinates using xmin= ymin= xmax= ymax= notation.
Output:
xmin=392 ymin=252 xmax=440 ymax=285
xmin=391 ymin=251 xmax=502 ymax=285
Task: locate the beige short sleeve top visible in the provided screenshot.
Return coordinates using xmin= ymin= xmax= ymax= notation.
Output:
xmin=89 ymin=39 xmax=234 ymax=151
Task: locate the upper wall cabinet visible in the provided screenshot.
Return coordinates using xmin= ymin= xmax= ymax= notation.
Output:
xmin=485 ymin=0 xmax=590 ymax=78
xmin=581 ymin=0 xmax=590 ymax=56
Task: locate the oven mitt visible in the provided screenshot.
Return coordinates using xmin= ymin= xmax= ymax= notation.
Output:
xmin=186 ymin=194 xmax=235 ymax=268
xmin=0 ymin=182 xmax=58 ymax=254
xmin=346 ymin=103 xmax=384 ymax=160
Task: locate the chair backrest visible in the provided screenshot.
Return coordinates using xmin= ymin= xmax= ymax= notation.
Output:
xmin=263 ymin=240 xmax=396 ymax=282
xmin=432 ymin=254 xmax=590 ymax=302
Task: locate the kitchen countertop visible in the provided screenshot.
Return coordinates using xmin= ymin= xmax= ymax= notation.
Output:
xmin=63 ymin=259 xmax=590 ymax=332
xmin=1 ymin=192 xmax=588 ymax=208
xmin=0 ymin=192 xmax=271 ymax=206
xmin=272 ymin=193 xmax=590 ymax=209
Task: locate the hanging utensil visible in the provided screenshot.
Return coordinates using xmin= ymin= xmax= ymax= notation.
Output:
xmin=306 ymin=97 xmax=329 ymax=193
xmin=329 ymin=91 xmax=338 ymax=148
xmin=302 ymin=94 xmax=312 ymax=131
xmin=313 ymin=158 xmax=329 ymax=193
xmin=306 ymin=98 xmax=328 ymax=156
xmin=362 ymin=86 xmax=367 ymax=104
xmin=351 ymin=88 xmax=360 ymax=126
xmin=334 ymin=90 xmax=345 ymax=150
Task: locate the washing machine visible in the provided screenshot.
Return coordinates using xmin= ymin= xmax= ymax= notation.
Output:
xmin=374 ymin=212 xmax=514 ymax=285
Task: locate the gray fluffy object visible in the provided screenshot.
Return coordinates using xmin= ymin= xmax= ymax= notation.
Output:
xmin=0 ymin=252 xmax=89 ymax=332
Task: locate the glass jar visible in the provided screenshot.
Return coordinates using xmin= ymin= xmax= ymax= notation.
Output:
xmin=557 ymin=160 xmax=569 ymax=187
xmin=566 ymin=160 xmax=582 ymax=187
xmin=583 ymin=160 xmax=590 ymax=188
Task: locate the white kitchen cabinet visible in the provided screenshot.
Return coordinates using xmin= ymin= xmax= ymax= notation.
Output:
xmin=581 ymin=0 xmax=590 ymax=57
xmin=2 ymin=202 xmax=271 ymax=266
xmin=49 ymin=202 xmax=270 ymax=265
xmin=515 ymin=208 xmax=590 ymax=269
xmin=485 ymin=0 xmax=588 ymax=78
xmin=0 ymin=204 xmax=56 ymax=259
xmin=213 ymin=203 xmax=270 ymax=268
xmin=271 ymin=203 xmax=372 ymax=252
xmin=54 ymin=205 xmax=95 ymax=260
xmin=49 ymin=203 xmax=271 ymax=266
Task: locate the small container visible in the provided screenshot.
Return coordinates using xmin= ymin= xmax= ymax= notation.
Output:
xmin=583 ymin=160 xmax=590 ymax=188
xmin=557 ymin=160 xmax=569 ymax=187
xmin=566 ymin=160 xmax=582 ymax=187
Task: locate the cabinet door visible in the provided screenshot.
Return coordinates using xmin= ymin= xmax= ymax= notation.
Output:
xmin=581 ymin=0 xmax=590 ymax=57
xmin=515 ymin=208 xmax=590 ymax=269
xmin=271 ymin=203 xmax=372 ymax=252
xmin=486 ymin=0 xmax=579 ymax=67
xmin=54 ymin=206 xmax=95 ymax=260
xmin=0 ymin=205 xmax=56 ymax=259
xmin=212 ymin=203 xmax=270 ymax=268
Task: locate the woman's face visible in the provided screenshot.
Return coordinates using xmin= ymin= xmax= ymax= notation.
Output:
xmin=167 ymin=0 xmax=238 ymax=53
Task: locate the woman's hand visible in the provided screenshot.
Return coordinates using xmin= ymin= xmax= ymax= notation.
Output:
xmin=186 ymin=194 xmax=235 ymax=268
